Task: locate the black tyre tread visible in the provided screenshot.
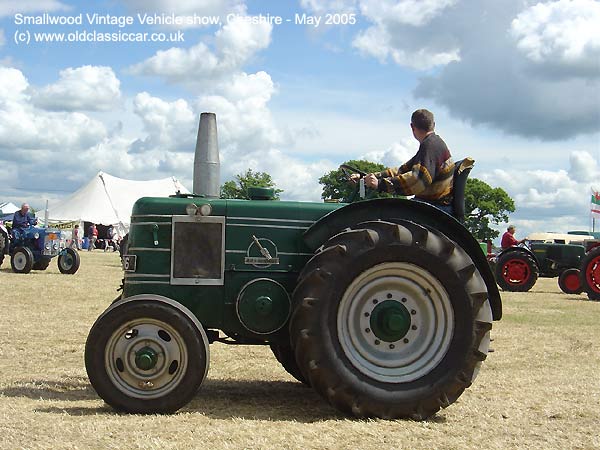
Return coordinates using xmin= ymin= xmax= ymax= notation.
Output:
xmin=0 ymin=231 xmax=7 ymax=267
xmin=33 ymin=258 xmax=51 ymax=270
xmin=11 ymin=247 xmax=34 ymax=274
xmin=495 ymin=251 xmax=538 ymax=292
xmin=270 ymin=343 xmax=310 ymax=386
xmin=580 ymin=247 xmax=600 ymax=300
xmin=85 ymin=301 xmax=208 ymax=413
xmin=289 ymin=220 xmax=492 ymax=420
xmin=558 ymin=268 xmax=583 ymax=295
xmin=58 ymin=248 xmax=80 ymax=274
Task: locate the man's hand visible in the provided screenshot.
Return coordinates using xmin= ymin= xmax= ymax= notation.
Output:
xmin=349 ymin=173 xmax=361 ymax=184
xmin=364 ymin=173 xmax=378 ymax=189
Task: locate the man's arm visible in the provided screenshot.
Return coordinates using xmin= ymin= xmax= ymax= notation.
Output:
xmin=377 ymin=159 xmax=433 ymax=196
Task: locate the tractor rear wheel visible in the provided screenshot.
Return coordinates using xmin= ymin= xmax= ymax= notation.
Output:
xmin=495 ymin=251 xmax=538 ymax=292
xmin=580 ymin=247 xmax=600 ymax=300
xmin=558 ymin=268 xmax=583 ymax=295
xmin=289 ymin=220 xmax=493 ymax=419
xmin=85 ymin=300 xmax=209 ymax=413
xmin=33 ymin=258 xmax=51 ymax=271
xmin=58 ymin=248 xmax=80 ymax=274
xmin=11 ymin=247 xmax=34 ymax=274
xmin=270 ymin=343 xmax=310 ymax=386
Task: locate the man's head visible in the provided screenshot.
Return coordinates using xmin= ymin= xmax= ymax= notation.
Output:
xmin=410 ymin=109 xmax=435 ymax=141
xmin=20 ymin=203 xmax=30 ymax=214
xmin=507 ymin=225 xmax=516 ymax=235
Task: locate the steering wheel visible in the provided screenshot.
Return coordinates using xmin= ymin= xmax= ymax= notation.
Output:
xmin=339 ymin=164 xmax=367 ymax=181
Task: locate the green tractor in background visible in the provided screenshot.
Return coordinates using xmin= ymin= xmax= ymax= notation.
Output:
xmin=493 ymin=233 xmax=592 ymax=294
xmin=84 ymin=113 xmax=502 ymax=420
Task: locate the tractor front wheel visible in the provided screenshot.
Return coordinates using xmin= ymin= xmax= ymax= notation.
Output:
xmin=580 ymin=247 xmax=600 ymax=301
xmin=290 ymin=220 xmax=493 ymax=420
xmin=495 ymin=251 xmax=538 ymax=292
xmin=85 ymin=300 xmax=209 ymax=413
xmin=58 ymin=248 xmax=80 ymax=274
xmin=11 ymin=247 xmax=34 ymax=274
xmin=0 ymin=231 xmax=7 ymax=267
xmin=558 ymin=268 xmax=583 ymax=295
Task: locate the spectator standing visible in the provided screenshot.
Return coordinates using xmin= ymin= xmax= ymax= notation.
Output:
xmin=71 ymin=224 xmax=81 ymax=250
xmin=88 ymin=224 xmax=98 ymax=251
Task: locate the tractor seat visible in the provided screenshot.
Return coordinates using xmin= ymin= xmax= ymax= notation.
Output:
xmin=452 ymin=157 xmax=474 ymax=222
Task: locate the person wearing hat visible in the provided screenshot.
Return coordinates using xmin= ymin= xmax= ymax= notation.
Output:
xmin=501 ymin=225 xmax=525 ymax=250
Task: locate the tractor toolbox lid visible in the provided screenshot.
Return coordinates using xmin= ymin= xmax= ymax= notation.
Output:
xmin=248 ymin=187 xmax=275 ymax=200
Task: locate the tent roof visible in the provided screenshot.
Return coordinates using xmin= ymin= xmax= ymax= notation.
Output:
xmin=46 ymin=171 xmax=189 ymax=225
xmin=0 ymin=201 xmax=19 ymax=214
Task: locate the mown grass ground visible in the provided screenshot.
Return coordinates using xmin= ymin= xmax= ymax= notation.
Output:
xmin=0 ymin=251 xmax=599 ymax=449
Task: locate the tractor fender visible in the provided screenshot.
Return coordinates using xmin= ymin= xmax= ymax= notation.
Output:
xmin=103 ymin=294 xmax=207 ymax=340
xmin=303 ymin=197 xmax=502 ymax=320
xmin=496 ymin=246 xmax=539 ymax=266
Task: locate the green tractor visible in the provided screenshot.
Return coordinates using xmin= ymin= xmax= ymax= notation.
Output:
xmin=84 ymin=114 xmax=502 ymax=420
xmin=493 ymin=236 xmax=589 ymax=293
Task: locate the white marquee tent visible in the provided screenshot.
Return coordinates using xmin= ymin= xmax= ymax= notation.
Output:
xmin=45 ymin=171 xmax=189 ymax=234
xmin=0 ymin=201 xmax=19 ymax=214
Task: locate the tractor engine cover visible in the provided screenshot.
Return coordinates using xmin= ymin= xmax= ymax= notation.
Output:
xmin=236 ymin=279 xmax=291 ymax=335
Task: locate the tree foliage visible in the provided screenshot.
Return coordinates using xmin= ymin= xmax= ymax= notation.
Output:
xmin=220 ymin=169 xmax=283 ymax=200
xmin=319 ymin=159 xmax=392 ymax=203
xmin=464 ymin=178 xmax=515 ymax=241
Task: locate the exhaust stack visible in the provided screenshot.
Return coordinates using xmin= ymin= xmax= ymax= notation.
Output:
xmin=193 ymin=112 xmax=220 ymax=198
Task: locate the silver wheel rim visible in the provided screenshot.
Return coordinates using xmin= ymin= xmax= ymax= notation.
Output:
xmin=337 ymin=262 xmax=454 ymax=383
xmin=13 ymin=252 xmax=27 ymax=271
xmin=105 ymin=318 xmax=188 ymax=399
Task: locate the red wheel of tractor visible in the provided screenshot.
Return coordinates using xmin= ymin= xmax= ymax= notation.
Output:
xmin=495 ymin=251 xmax=538 ymax=292
xmin=580 ymin=247 xmax=600 ymax=300
xmin=558 ymin=268 xmax=583 ymax=295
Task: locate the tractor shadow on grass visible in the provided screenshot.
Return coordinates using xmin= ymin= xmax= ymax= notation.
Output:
xmin=3 ymin=376 xmax=341 ymax=421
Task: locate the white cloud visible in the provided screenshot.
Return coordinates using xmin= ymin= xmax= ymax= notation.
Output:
xmin=359 ymin=0 xmax=458 ymax=27
xmin=33 ymin=66 xmax=122 ymax=112
xmin=480 ymin=150 xmax=599 ymax=239
xmin=361 ymin=139 xmax=416 ymax=167
xmin=0 ymin=0 xmax=68 ymax=17
xmin=0 ymin=67 xmax=106 ymax=152
xmin=122 ymin=0 xmax=245 ymax=16
xmin=351 ymin=0 xmax=460 ymax=70
xmin=511 ymin=0 xmax=600 ymax=76
xmin=300 ymin=0 xmax=357 ymax=15
xmin=129 ymin=15 xmax=271 ymax=87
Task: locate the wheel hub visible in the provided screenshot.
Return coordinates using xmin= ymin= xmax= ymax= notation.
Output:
xmin=504 ymin=259 xmax=529 ymax=284
xmin=135 ymin=346 xmax=159 ymax=371
xmin=370 ymin=300 xmax=411 ymax=342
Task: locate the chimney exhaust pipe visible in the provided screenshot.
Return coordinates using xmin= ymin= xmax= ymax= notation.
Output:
xmin=193 ymin=112 xmax=220 ymax=198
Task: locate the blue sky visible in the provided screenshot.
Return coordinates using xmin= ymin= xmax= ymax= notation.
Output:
xmin=0 ymin=0 xmax=599 ymax=240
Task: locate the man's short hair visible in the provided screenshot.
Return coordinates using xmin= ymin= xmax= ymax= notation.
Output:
xmin=507 ymin=225 xmax=515 ymax=231
xmin=411 ymin=109 xmax=435 ymax=132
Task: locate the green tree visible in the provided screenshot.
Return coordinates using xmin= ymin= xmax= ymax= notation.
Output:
xmin=220 ymin=169 xmax=283 ymax=200
xmin=464 ymin=178 xmax=515 ymax=241
xmin=319 ymin=159 xmax=392 ymax=203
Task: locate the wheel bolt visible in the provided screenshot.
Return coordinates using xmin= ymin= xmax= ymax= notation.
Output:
xmin=374 ymin=340 xmax=380 ymax=345
xmin=389 ymin=344 xmax=395 ymax=349
xmin=365 ymin=328 xmax=371 ymax=333
xmin=411 ymin=325 xmax=417 ymax=330
xmin=401 ymin=297 xmax=407 ymax=303
xmin=387 ymin=293 xmax=393 ymax=299
xmin=364 ymin=312 xmax=370 ymax=317
xmin=403 ymin=338 xmax=409 ymax=344
xmin=411 ymin=309 xmax=416 ymax=315
xmin=373 ymin=299 xmax=378 ymax=304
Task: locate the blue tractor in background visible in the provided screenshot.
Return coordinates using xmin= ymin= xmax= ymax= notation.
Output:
xmin=0 ymin=222 xmax=80 ymax=274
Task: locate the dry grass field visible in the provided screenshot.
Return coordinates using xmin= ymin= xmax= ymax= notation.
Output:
xmin=1 ymin=251 xmax=599 ymax=449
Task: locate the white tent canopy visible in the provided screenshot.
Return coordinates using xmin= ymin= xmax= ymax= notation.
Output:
xmin=46 ymin=171 xmax=189 ymax=231
xmin=0 ymin=201 xmax=19 ymax=214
